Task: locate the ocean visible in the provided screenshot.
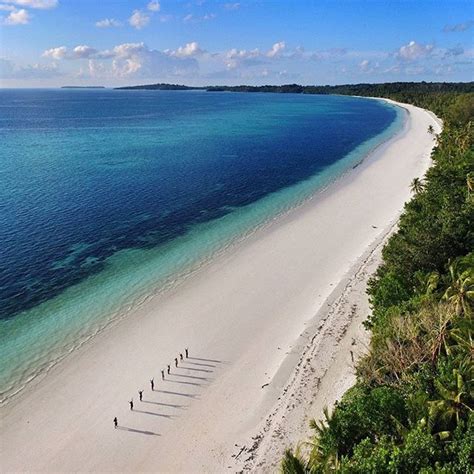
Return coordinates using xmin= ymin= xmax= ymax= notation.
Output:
xmin=0 ymin=89 xmax=402 ymax=403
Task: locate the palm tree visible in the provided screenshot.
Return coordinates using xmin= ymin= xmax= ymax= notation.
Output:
xmin=427 ymin=124 xmax=435 ymax=135
xmin=410 ymin=177 xmax=424 ymax=195
xmin=428 ymin=359 xmax=473 ymax=433
xmin=448 ymin=319 xmax=473 ymax=358
xmin=306 ymin=409 xmax=340 ymax=471
xmin=443 ymin=264 xmax=474 ymax=316
xmin=281 ymin=449 xmax=307 ymax=474
xmin=415 ymin=271 xmax=439 ymax=297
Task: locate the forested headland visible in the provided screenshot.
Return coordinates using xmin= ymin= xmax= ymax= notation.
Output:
xmin=281 ymin=86 xmax=473 ymax=472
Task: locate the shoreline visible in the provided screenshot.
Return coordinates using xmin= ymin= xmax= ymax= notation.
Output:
xmin=232 ymin=214 xmax=399 ymax=470
xmin=0 ymin=96 xmax=402 ymax=407
xmin=0 ymin=100 xmax=441 ymax=472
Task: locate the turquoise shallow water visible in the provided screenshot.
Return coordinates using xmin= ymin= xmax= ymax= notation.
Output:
xmin=0 ymin=90 xmax=402 ymax=403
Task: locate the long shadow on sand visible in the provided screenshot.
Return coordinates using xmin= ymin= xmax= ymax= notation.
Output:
xmin=185 ymin=361 xmax=216 ymax=368
xmin=175 ymin=366 xmax=212 ymax=373
xmin=117 ymin=426 xmax=160 ymax=436
xmin=142 ymin=400 xmax=186 ymax=409
xmin=166 ymin=379 xmax=203 ymax=387
xmin=157 ymin=389 xmax=199 ymax=399
xmin=134 ymin=409 xmax=174 ymax=419
xmin=188 ymin=357 xmax=223 ymax=363
xmin=172 ymin=373 xmax=209 ymax=381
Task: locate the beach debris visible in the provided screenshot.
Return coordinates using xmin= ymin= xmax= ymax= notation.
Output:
xmin=235 ymin=446 xmax=246 ymax=459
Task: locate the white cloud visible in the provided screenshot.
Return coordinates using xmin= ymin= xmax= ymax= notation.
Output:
xmin=112 ymin=42 xmax=146 ymax=58
xmin=267 ymin=41 xmax=285 ymax=58
xmin=0 ymin=58 xmax=61 ymax=79
xmin=3 ymin=7 xmax=30 ymax=24
xmin=183 ymin=12 xmax=215 ymax=23
xmin=311 ymin=48 xmax=349 ymax=60
xmin=171 ymin=41 xmax=205 ymax=58
xmin=110 ymin=42 xmax=199 ymax=78
xmin=358 ymin=59 xmax=379 ymax=74
xmin=95 ymin=18 xmax=122 ymax=28
xmin=42 ymin=45 xmax=97 ymax=60
xmin=443 ymin=20 xmax=473 ymax=32
xmin=444 ymin=45 xmax=464 ymax=58
xmin=0 ymin=4 xmax=16 ymax=11
xmin=226 ymin=48 xmax=260 ymax=60
xmin=2 ymin=0 xmax=57 ymax=8
xmin=404 ymin=65 xmax=426 ymax=75
xmin=359 ymin=59 xmax=370 ymax=71
xmin=39 ymin=41 xmax=200 ymax=81
xmin=147 ymin=0 xmax=160 ymax=12
xmin=225 ymin=47 xmax=263 ymax=69
xmin=42 ymin=46 xmax=67 ymax=59
xmin=84 ymin=59 xmax=106 ymax=78
xmin=129 ymin=9 xmax=150 ymax=29
xmin=397 ymin=40 xmax=434 ymax=61
xmin=224 ymin=2 xmax=240 ymax=10
xmin=72 ymin=45 xmax=97 ymax=59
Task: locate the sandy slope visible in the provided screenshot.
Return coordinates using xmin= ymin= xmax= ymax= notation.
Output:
xmin=0 ymin=100 xmax=441 ymax=472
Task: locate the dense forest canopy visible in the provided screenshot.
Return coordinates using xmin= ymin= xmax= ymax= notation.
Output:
xmin=115 ymin=83 xmax=201 ymax=90
xmin=115 ymin=81 xmax=474 ymax=96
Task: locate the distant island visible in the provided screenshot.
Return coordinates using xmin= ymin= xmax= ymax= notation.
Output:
xmin=115 ymin=83 xmax=202 ymax=91
xmin=61 ymin=86 xmax=106 ymax=89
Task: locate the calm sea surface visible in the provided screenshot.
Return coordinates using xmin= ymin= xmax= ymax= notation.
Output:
xmin=0 ymin=89 xmax=401 ymax=402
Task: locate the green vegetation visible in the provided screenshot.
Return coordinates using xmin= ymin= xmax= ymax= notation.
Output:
xmin=281 ymin=86 xmax=474 ymax=472
xmin=116 ymin=81 xmax=473 ymax=98
xmin=207 ymin=82 xmax=474 ymax=98
xmin=114 ymin=83 xmax=202 ymax=90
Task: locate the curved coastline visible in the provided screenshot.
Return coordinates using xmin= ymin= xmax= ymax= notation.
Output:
xmin=0 ymin=96 xmax=403 ymax=406
xmin=0 ymin=99 xmax=441 ymax=472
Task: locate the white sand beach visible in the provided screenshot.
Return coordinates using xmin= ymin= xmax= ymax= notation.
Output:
xmin=0 ymin=100 xmax=441 ymax=472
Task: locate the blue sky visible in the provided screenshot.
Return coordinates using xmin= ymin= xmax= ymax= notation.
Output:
xmin=0 ymin=0 xmax=473 ymax=87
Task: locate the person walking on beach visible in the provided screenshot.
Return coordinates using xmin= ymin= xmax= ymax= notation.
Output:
xmin=185 ymin=348 xmax=189 ymax=358
xmin=114 ymin=417 xmax=118 ymax=429
xmin=129 ymin=399 xmax=134 ymax=411
xmin=180 ymin=353 xmax=183 ymax=361
xmin=138 ymin=390 xmax=143 ymax=401
xmin=175 ymin=357 xmax=178 ymax=368
xmin=150 ymin=378 xmax=154 ymax=391
xmin=161 ymin=369 xmax=165 ymax=380
xmin=167 ymin=365 xmax=171 ymax=375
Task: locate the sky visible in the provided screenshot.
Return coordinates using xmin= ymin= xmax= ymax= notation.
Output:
xmin=0 ymin=0 xmax=473 ymax=87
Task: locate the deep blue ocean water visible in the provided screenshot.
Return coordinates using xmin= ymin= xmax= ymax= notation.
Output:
xmin=0 ymin=89 xmax=401 ymax=402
